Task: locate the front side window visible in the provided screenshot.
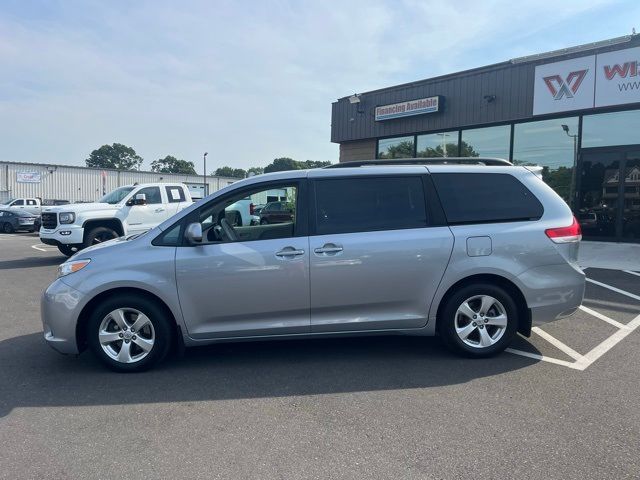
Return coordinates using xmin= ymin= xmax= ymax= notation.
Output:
xmin=378 ymin=136 xmax=415 ymax=159
xmin=11 ymin=199 xmax=24 ymax=206
xmin=136 ymin=187 xmax=162 ymax=204
xmin=314 ymin=176 xmax=427 ymax=235
xmin=432 ymin=173 xmax=543 ymax=224
xmin=197 ymin=184 xmax=298 ymax=244
xmin=461 ymin=125 xmax=510 ymax=159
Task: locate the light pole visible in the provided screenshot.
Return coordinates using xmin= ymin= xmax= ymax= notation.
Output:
xmin=203 ymin=152 xmax=208 ymax=197
xmin=562 ymin=124 xmax=578 ymax=209
xmin=437 ymin=132 xmax=451 ymax=158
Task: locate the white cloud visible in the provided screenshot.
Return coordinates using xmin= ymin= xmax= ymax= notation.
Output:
xmin=0 ymin=0 xmax=632 ymax=171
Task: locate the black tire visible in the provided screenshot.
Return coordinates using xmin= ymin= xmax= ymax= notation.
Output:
xmin=87 ymin=294 xmax=173 ymax=372
xmin=84 ymin=226 xmax=118 ymax=248
xmin=260 ymin=218 xmax=268 ymax=225
xmin=438 ymin=283 xmax=519 ymax=358
xmin=2 ymin=222 xmax=13 ymax=234
xmin=57 ymin=244 xmax=79 ymax=257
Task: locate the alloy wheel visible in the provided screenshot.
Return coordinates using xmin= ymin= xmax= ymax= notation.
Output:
xmin=98 ymin=308 xmax=155 ymax=363
xmin=454 ymin=295 xmax=508 ymax=348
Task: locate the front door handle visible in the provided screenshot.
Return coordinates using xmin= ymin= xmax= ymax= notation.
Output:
xmin=275 ymin=247 xmax=305 ymax=258
xmin=314 ymin=244 xmax=343 ymax=255
xmin=155 ymin=208 xmax=165 ymax=213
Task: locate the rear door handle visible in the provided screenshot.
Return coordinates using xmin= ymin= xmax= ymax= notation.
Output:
xmin=275 ymin=247 xmax=305 ymax=258
xmin=314 ymin=244 xmax=343 ymax=255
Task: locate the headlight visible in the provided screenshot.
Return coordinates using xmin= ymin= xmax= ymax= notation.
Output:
xmin=59 ymin=212 xmax=76 ymax=224
xmin=57 ymin=259 xmax=91 ymax=278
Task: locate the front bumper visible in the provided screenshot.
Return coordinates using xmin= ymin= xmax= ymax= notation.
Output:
xmin=517 ymin=263 xmax=586 ymax=326
xmin=41 ymin=278 xmax=86 ymax=355
xmin=40 ymin=226 xmax=84 ymax=246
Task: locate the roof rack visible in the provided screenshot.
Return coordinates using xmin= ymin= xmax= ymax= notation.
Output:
xmin=324 ymin=157 xmax=513 ymax=168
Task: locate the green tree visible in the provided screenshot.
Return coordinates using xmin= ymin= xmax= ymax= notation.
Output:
xmin=214 ymin=166 xmax=247 ymax=178
xmin=247 ymin=166 xmax=265 ymax=176
xmin=303 ymin=160 xmax=332 ymax=168
xmin=379 ymin=140 xmax=414 ymax=159
xmin=86 ymin=143 xmax=143 ymax=170
xmin=264 ymin=157 xmax=301 ymax=173
xmin=263 ymin=157 xmax=332 ymax=173
xmin=150 ymin=155 xmax=196 ymax=174
xmin=416 ymin=140 xmax=478 ymax=158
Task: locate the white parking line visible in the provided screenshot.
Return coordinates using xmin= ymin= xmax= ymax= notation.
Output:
xmin=31 ymin=244 xmax=57 ymax=252
xmin=623 ymin=270 xmax=640 ymax=278
xmin=579 ymin=305 xmax=629 ymax=330
xmin=507 ymin=275 xmax=640 ymax=370
xmin=586 ymin=278 xmax=640 ymax=302
xmin=531 ymin=327 xmax=584 ymax=361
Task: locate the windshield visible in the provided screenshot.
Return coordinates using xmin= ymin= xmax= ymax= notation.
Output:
xmin=99 ymin=187 xmax=135 ymax=204
xmin=1 ymin=198 xmax=15 ymax=205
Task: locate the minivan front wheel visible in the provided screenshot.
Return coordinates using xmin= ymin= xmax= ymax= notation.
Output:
xmin=439 ymin=283 xmax=518 ymax=357
xmin=87 ymin=295 xmax=172 ymax=372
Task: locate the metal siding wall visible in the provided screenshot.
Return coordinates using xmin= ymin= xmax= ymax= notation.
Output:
xmin=0 ymin=162 xmax=235 ymax=203
xmin=330 ymin=61 xmax=539 ymax=143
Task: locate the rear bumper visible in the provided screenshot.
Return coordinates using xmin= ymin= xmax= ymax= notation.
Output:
xmin=517 ymin=263 xmax=586 ymax=326
xmin=41 ymin=279 xmax=85 ymax=355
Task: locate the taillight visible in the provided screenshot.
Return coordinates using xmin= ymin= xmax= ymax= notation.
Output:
xmin=545 ymin=216 xmax=582 ymax=243
xmin=249 ymin=203 xmax=254 ymax=215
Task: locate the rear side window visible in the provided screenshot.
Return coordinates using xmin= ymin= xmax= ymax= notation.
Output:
xmin=314 ymin=176 xmax=427 ymax=235
xmin=432 ymin=173 xmax=543 ymax=224
xmin=166 ymin=186 xmax=186 ymax=203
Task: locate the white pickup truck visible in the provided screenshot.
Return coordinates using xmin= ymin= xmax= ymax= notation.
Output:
xmin=1 ymin=197 xmax=42 ymax=215
xmin=40 ymin=182 xmax=192 ymax=256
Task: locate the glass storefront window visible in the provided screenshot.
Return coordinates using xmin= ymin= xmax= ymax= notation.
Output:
xmin=377 ymin=136 xmax=414 ymax=159
xmin=460 ymin=125 xmax=510 ymax=158
xmin=582 ymin=109 xmax=640 ymax=148
xmin=513 ymin=117 xmax=579 ymax=203
xmin=416 ymin=131 xmax=459 ymax=157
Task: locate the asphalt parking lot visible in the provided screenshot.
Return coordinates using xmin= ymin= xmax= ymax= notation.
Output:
xmin=1 ymin=233 xmax=639 ymax=480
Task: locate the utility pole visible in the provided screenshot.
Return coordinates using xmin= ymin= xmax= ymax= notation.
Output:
xmin=203 ymin=152 xmax=208 ymax=197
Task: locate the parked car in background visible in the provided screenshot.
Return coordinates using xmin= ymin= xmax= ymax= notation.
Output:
xmin=259 ymin=201 xmax=295 ymax=224
xmin=42 ymin=199 xmax=70 ymax=207
xmin=39 ymin=182 xmax=192 ymax=256
xmin=1 ymin=197 xmax=42 ymax=215
xmin=42 ymin=158 xmax=585 ymax=372
xmin=0 ymin=209 xmax=38 ymax=233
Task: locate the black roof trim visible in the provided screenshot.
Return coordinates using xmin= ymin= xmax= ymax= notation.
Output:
xmin=325 ymin=158 xmax=513 ymax=168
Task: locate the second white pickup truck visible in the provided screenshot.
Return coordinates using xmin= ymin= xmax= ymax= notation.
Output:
xmin=40 ymin=182 xmax=192 ymax=256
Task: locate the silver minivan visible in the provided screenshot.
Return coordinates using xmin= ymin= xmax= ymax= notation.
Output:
xmin=42 ymin=160 xmax=585 ymax=372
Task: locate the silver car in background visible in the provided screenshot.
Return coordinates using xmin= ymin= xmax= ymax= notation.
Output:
xmin=42 ymin=159 xmax=585 ymax=372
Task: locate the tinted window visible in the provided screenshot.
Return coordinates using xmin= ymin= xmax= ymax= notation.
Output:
xmin=12 ymin=199 xmax=24 ymax=206
xmin=461 ymin=125 xmax=510 ymax=159
xmin=582 ymin=109 xmax=640 ymax=147
xmin=513 ymin=117 xmax=578 ymax=204
xmin=432 ymin=173 xmax=543 ymax=224
xmin=165 ymin=186 xmax=186 ymax=203
xmin=26 ymin=199 xmax=37 ymax=205
xmin=314 ymin=177 xmax=427 ymax=235
xmin=137 ymin=187 xmax=162 ymax=204
xmin=378 ymin=136 xmax=415 ymax=159
xmin=416 ymin=131 xmax=459 ymax=158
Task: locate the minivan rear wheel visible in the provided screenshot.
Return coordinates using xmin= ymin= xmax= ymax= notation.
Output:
xmin=87 ymin=295 xmax=172 ymax=372
xmin=439 ymin=283 xmax=518 ymax=357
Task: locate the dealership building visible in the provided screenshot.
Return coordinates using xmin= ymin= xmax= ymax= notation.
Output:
xmin=331 ymin=35 xmax=640 ymax=242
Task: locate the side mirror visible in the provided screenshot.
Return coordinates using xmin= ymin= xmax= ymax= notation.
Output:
xmin=185 ymin=222 xmax=203 ymax=245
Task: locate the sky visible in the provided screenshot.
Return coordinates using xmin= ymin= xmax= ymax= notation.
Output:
xmin=1 ymin=0 xmax=639 ymax=173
